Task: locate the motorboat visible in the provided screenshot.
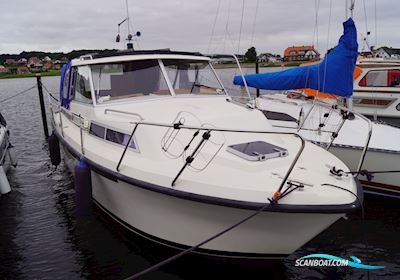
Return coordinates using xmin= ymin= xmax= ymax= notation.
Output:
xmin=352 ymin=58 xmax=400 ymax=120
xmin=47 ymin=49 xmax=361 ymax=258
xmin=0 ymin=112 xmax=17 ymax=196
xmin=233 ymin=18 xmax=400 ymax=199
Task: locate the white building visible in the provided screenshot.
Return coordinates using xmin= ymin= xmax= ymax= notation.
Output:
xmin=374 ymin=47 xmax=400 ymax=60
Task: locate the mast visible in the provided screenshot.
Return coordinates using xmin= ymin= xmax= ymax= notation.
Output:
xmin=115 ymin=0 xmax=141 ymax=50
xmin=346 ymin=0 xmax=356 ymax=111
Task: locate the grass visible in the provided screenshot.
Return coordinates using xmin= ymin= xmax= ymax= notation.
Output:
xmin=0 ymin=70 xmax=61 ymax=79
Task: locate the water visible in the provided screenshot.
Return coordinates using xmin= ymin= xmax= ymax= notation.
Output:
xmin=0 ymin=75 xmax=399 ymax=280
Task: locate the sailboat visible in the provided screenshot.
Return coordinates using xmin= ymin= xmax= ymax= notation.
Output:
xmin=234 ymin=18 xmax=400 ymax=199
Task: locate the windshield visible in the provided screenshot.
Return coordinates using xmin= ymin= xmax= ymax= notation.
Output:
xmin=91 ymin=60 xmax=170 ymax=103
xmin=163 ymin=60 xmax=225 ymax=95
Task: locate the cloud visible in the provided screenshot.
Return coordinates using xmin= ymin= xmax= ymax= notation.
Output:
xmin=0 ymin=0 xmax=397 ymax=56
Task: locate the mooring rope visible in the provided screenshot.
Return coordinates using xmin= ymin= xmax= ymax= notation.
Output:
xmin=125 ymin=179 xmax=369 ymax=280
xmin=330 ymin=166 xmax=400 ymax=182
xmin=0 ymin=84 xmax=36 ymax=104
xmin=125 ymin=202 xmax=271 ymax=280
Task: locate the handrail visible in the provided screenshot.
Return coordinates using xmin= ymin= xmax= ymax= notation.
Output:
xmin=104 ymin=109 xmax=144 ymax=121
xmin=295 ymin=98 xmax=373 ymax=173
xmin=210 ymin=53 xmax=253 ymax=101
xmin=116 ymin=120 xmax=306 ymax=200
xmin=231 ymin=54 xmax=252 ymax=100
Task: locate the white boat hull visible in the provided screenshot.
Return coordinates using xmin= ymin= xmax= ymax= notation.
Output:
xmin=63 ymin=146 xmax=344 ymax=258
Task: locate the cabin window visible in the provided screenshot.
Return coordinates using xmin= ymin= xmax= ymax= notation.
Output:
xmin=89 ymin=123 xmax=105 ymax=138
xmin=162 ymin=60 xmax=224 ymax=95
xmin=73 ymin=66 xmax=92 ymax=103
xmin=89 ymin=123 xmax=138 ymax=151
xmin=359 ymin=69 xmax=400 ymax=87
xmin=106 ymin=129 xmax=137 ymax=149
xmin=62 ymin=68 xmax=70 ymax=99
xmin=91 ymin=60 xmax=170 ymax=103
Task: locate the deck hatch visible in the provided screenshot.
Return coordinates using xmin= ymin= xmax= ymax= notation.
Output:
xmin=227 ymin=141 xmax=288 ymax=161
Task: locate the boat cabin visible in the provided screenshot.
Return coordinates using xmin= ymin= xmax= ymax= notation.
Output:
xmin=353 ymin=60 xmax=400 ymax=117
xmin=60 ymin=50 xmax=227 ymax=110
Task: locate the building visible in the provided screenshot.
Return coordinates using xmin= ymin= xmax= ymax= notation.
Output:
xmin=43 ymin=62 xmax=53 ymax=70
xmin=0 ymin=65 xmax=9 ymax=73
xmin=283 ymin=45 xmax=320 ymax=62
xmin=209 ymin=54 xmax=238 ymax=64
xmin=43 ymin=56 xmax=52 ymax=62
xmin=28 ymin=57 xmax=42 ymax=68
xmin=4 ymin=59 xmax=16 ymax=65
xmin=17 ymin=66 xmax=30 ymax=74
xmin=235 ymin=54 xmax=245 ymax=62
xmin=18 ymin=58 xmax=28 ymax=65
xmin=53 ymin=63 xmax=62 ymax=70
xmin=60 ymin=57 xmax=69 ymax=63
xmin=258 ymin=53 xmax=282 ymax=63
xmin=374 ymin=47 xmax=400 ymax=59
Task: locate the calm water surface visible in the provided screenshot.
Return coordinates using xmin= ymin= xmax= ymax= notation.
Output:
xmin=0 ymin=74 xmax=399 ymax=279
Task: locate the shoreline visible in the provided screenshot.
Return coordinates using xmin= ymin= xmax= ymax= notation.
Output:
xmin=0 ymin=62 xmax=302 ymax=80
xmin=0 ymin=70 xmax=61 ymax=80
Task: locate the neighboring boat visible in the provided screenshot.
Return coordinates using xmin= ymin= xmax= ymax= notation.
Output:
xmin=352 ymin=58 xmax=400 ymax=120
xmin=47 ymin=49 xmax=362 ymax=258
xmin=256 ymin=93 xmax=400 ymax=199
xmin=0 ymin=112 xmax=17 ymax=196
xmin=233 ymin=18 xmax=400 ymax=199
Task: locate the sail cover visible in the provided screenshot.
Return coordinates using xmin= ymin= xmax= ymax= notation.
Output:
xmin=233 ymin=18 xmax=358 ymax=97
xmin=60 ymin=61 xmax=72 ymax=108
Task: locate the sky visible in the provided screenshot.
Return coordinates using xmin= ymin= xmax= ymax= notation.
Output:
xmin=0 ymin=0 xmax=398 ymax=57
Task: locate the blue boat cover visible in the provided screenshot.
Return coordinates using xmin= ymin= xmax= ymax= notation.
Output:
xmin=60 ymin=61 xmax=72 ymax=108
xmin=233 ymin=18 xmax=358 ymax=97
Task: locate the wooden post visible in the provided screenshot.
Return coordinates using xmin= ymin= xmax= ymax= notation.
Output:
xmin=255 ymin=60 xmax=260 ymax=97
xmin=36 ymin=74 xmax=49 ymax=139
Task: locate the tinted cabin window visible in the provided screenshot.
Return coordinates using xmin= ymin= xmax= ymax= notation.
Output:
xmin=89 ymin=123 xmax=105 ymax=138
xmin=89 ymin=123 xmax=138 ymax=150
xmin=91 ymin=60 xmax=170 ymax=103
xmin=73 ymin=66 xmax=92 ymax=103
xmin=106 ymin=129 xmax=137 ymax=149
xmin=359 ymin=69 xmax=400 ymax=87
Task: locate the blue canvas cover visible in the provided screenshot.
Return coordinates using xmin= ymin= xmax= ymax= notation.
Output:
xmin=233 ymin=18 xmax=358 ymax=97
xmin=60 ymin=61 xmax=72 ymax=108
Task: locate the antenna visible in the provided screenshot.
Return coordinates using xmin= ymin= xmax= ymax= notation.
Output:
xmin=115 ymin=0 xmax=141 ymax=49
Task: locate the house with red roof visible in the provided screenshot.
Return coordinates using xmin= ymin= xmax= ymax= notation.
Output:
xmin=28 ymin=57 xmax=43 ymax=68
xmin=283 ymin=45 xmax=320 ymax=62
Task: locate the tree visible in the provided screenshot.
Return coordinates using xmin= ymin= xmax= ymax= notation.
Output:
xmin=245 ymin=47 xmax=257 ymax=63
